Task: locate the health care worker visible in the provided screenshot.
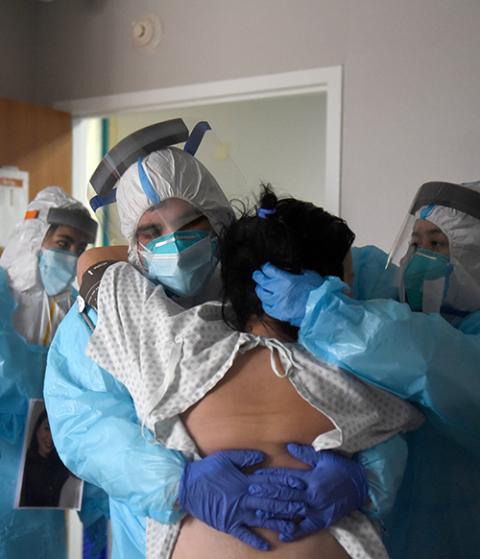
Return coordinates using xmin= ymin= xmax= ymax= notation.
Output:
xmin=253 ymin=180 xmax=480 ymax=559
xmin=44 ymin=120 xmax=376 ymax=558
xmin=0 ymin=187 xmax=107 ymax=559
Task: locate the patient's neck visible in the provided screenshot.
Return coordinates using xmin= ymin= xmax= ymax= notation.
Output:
xmin=247 ymin=315 xmax=297 ymax=342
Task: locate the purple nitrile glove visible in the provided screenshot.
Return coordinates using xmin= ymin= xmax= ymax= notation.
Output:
xmin=253 ymin=263 xmax=324 ymax=327
xmin=248 ymin=445 xmax=369 ymax=541
xmin=178 ymin=449 xmax=305 ymax=551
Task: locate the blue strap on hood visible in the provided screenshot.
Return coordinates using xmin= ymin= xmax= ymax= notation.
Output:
xmin=184 ymin=121 xmax=211 ymax=156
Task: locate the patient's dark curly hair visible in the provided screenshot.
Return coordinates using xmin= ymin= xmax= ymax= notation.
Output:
xmin=220 ymin=184 xmax=355 ymax=333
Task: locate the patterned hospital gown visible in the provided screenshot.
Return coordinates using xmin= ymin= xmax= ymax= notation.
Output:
xmin=87 ymin=263 xmax=424 ymax=559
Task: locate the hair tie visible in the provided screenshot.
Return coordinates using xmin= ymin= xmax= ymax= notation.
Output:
xmin=257 ymin=207 xmax=276 ymax=219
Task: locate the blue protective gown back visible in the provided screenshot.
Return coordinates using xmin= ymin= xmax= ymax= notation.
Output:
xmin=384 ymin=422 xmax=480 ymax=559
xmin=0 ymin=267 xmax=109 ymax=559
xmin=299 ymin=246 xmax=480 ymax=559
xmin=0 ymin=267 xmax=67 ymax=559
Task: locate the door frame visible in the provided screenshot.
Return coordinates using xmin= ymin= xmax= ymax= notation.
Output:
xmin=57 ymin=66 xmax=342 ymax=214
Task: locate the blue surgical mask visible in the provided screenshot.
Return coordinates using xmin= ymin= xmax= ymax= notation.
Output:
xmin=142 ymin=230 xmax=218 ymax=297
xmin=403 ymin=248 xmax=452 ymax=311
xmin=38 ymin=248 xmax=78 ymax=296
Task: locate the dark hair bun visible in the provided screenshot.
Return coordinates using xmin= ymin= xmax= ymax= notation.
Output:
xmin=221 ymin=184 xmax=355 ymax=332
xmin=259 ymin=183 xmax=278 ymax=211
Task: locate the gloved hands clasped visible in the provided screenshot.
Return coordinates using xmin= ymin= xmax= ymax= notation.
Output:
xmin=253 ymin=263 xmax=324 ymax=326
xmin=249 ymin=444 xmax=369 ymax=541
xmin=178 ymin=445 xmax=369 ymax=550
xmin=178 ymin=449 xmax=302 ymax=551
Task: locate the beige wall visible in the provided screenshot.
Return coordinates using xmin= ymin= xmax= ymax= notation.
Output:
xmin=3 ymin=0 xmax=480 ymax=248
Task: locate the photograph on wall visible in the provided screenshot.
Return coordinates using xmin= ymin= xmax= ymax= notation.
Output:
xmin=15 ymin=399 xmax=84 ymax=510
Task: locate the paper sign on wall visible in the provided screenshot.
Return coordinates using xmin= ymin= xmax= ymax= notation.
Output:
xmin=0 ymin=166 xmax=29 ymax=248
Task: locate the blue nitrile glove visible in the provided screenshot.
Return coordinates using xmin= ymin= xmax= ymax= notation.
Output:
xmin=248 ymin=445 xmax=368 ymax=541
xmin=178 ymin=449 xmax=305 ymax=551
xmin=253 ymin=263 xmax=324 ymax=327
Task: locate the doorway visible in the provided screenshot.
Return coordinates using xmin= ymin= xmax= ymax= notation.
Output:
xmin=67 ymin=66 xmax=342 ymax=219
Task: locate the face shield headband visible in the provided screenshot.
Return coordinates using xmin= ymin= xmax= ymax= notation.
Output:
xmin=47 ymin=207 xmax=98 ymax=244
xmin=89 ymin=119 xmax=212 ymax=212
xmin=409 ymin=181 xmax=480 ymax=221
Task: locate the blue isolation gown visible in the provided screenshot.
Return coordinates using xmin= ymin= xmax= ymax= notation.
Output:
xmin=0 ymin=267 xmax=108 ymax=559
xmin=44 ymin=303 xmax=188 ymax=559
xmin=299 ymin=246 xmax=480 ymax=559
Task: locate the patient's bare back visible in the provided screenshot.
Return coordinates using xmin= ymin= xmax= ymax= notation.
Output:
xmin=173 ymin=346 xmax=350 ymax=559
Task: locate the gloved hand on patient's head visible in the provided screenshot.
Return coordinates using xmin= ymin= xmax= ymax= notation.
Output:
xmin=253 ymin=263 xmax=325 ymax=327
xmin=247 ymin=445 xmax=369 ymax=541
xmin=178 ymin=449 xmax=306 ymax=551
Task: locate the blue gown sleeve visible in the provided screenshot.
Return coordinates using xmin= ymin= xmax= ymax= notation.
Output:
xmin=299 ymin=247 xmax=480 ymax=456
xmin=0 ymin=269 xmax=47 ymax=417
xmin=351 ymin=245 xmax=398 ymax=301
xmin=43 ymin=303 xmax=189 ymax=525
xmin=356 ymin=435 xmax=408 ymax=525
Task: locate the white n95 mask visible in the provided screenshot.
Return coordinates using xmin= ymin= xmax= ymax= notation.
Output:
xmin=142 ymin=230 xmax=218 ymax=297
xmin=38 ymin=248 xmax=78 ymax=296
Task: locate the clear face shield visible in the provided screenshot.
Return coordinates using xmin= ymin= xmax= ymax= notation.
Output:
xmin=187 ymin=120 xmax=248 ymax=206
xmin=87 ymin=118 xmax=247 ymax=246
xmin=384 ymin=181 xmax=480 ymax=317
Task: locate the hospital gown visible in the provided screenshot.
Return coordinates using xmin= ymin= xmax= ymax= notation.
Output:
xmin=87 ymin=263 xmax=424 ymax=559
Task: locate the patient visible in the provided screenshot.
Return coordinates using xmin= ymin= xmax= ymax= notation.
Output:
xmin=85 ymin=187 xmax=423 ymax=559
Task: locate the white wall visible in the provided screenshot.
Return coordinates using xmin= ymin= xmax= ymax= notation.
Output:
xmin=341 ymin=1 xmax=480 ymax=249
xmin=34 ymin=0 xmax=346 ymax=103
xmin=111 ymin=92 xmax=327 ymax=207
xmin=14 ymin=0 xmax=480 ymax=248
xmin=0 ymin=0 xmax=36 ymax=102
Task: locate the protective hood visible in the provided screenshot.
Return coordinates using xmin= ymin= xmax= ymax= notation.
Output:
xmin=415 ymin=181 xmax=480 ymax=314
xmin=0 ymin=186 xmax=94 ymax=294
xmin=116 ymin=146 xmax=234 ymax=267
xmin=388 ymin=181 xmax=480 ymax=316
